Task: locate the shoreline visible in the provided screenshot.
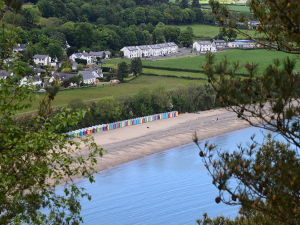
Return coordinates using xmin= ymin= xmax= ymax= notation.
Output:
xmin=77 ymin=108 xmax=251 ymax=174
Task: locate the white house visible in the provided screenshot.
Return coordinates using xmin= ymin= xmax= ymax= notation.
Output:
xmin=167 ymin=42 xmax=178 ymax=53
xmin=137 ymin=45 xmax=152 ymax=57
xmin=89 ymin=51 xmax=111 ymax=59
xmin=79 ymin=69 xmax=103 ymax=80
xmin=149 ymin=44 xmax=161 ymax=56
xmin=85 ymin=66 xmax=103 ymax=78
xmin=33 ymin=54 xmax=52 ymax=66
xmin=20 ymin=75 xmax=42 ymax=87
xmin=69 ymin=52 xmax=95 ymax=65
xmin=193 ymin=41 xmax=217 ymax=52
xmin=0 ymin=70 xmax=9 ymax=79
xmin=228 ymin=41 xmax=255 ymax=48
xmin=213 ymin=40 xmax=227 ymax=49
xmin=13 ymin=44 xmax=27 ymax=54
xmin=120 ymin=46 xmax=140 ymax=59
xmin=120 ymin=43 xmax=179 ymax=58
xmin=78 ymin=72 xmax=96 ymax=84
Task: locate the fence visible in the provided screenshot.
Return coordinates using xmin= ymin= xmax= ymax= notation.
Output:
xmin=67 ymin=111 xmax=179 ymax=139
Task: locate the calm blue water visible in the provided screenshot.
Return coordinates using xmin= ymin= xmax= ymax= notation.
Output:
xmin=61 ymin=126 xmax=273 ymax=224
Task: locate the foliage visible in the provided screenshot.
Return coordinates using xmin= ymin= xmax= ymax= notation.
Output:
xmin=69 ymin=74 xmax=83 ymax=86
xmin=21 ymin=82 xmax=218 ymax=132
xmin=95 ymin=97 xmax=122 ymax=124
xmin=117 ymin=61 xmax=129 ymax=81
xmin=194 ymin=0 xmax=300 ymax=224
xmin=178 ymin=27 xmax=194 ymax=47
xmin=1 ymin=74 xmax=103 ymax=225
xmin=130 ymin=57 xmax=143 ymax=77
xmin=214 ymin=30 xmax=237 ymax=41
xmin=0 ymin=2 xmax=104 ymax=222
xmin=60 ymin=59 xmax=72 ymax=71
xmin=75 ymin=58 xmax=87 ymax=66
xmin=209 ymin=0 xmax=300 ymax=53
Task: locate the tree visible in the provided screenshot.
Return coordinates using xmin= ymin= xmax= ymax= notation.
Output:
xmin=130 ymin=57 xmax=143 ymax=77
xmin=0 ymin=1 xmax=103 ymax=224
xmin=180 ymin=0 xmax=189 ymax=9
xmin=191 ymin=0 xmax=200 ymax=8
xmin=69 ymin=74 xmax=83 ymax=86
xmin=178 ymin=28 xmax=193 ymax=47
xmin=195 ymin=0 xmax=300 ymax=224
xmin=214 ymin=30 xmax=237 ymax=41
xmin=66 ymin=46 xmax=78 ymax=57
xmin=46 ymin=42 xmax=64 ymax=61
xmin=95 ymin=97 xmax=122 ymax=124
xmin=165 ymin=26 xmax=180 ymax=42
xmin=209 ymin=0 xmax=300 ymax=53
xmin=61 ymin=59 xmax=72 ymax=71
xmin=117 ymin=61 xmax=129 ymax=81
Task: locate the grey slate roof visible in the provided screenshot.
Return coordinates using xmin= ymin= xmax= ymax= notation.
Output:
xmin=13 ymin=44 xmax=27 ymax=52
xmin=149 ymin=44 xmax=161 ymax=49
xmin=89 ymin=51 xmax=111 ymax=57
xmin=138 ymin=45 xmax=151 ymax=50
xmin=33 ymin=54 xmax=48 ymax=59
xmin=82 ymin=73 xmax=95 ymax=80
xmin=124 ymin=46 xmax=139 ymax=51
xmin=213 ymin=40 xmax=226 ymax=43
xmin=167 ymin=42 xmax=177 ymax=46
xmin=0 ymin=70 xmax=9 ymax=77
xmin=52 ymin=72 xmax=76 ymax=80
xmin=196 ymin=41 xmax=212 ymax=45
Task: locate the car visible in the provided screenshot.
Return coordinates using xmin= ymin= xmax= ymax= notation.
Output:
xmin=37 ymin=88 xmax=46 ymax=93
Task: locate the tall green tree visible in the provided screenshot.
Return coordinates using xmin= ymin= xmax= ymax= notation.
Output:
xmin=130 ymin=57 xmax=143 ymax=77
xmin=178 ymin=28 xmax=193 ymax=47
xmin=46 ymin=42 xmax=64 ymax=61
xmin=0 ymin=1 xmax=103 ymax=224
xmin=191 ymin=0 xmax=200 ymax=8
xmin=196 ymin=0 xmax=300 ymax=224
xmin=117 ymin=61 xmax=129 ymax=81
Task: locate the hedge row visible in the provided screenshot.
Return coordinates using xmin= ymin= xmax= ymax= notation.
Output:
xmin=142 ymin=73 xmax=207 ymax=80
xmin=142 ymin=65 xmax=250 ymax=78
xmin=142 ymin=65 xmax=203 ymax=73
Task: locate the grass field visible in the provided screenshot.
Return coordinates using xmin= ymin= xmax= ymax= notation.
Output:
xmin=199 ymin=0 xmax=233 ymax=3
xmin=170 ymin=24 xmax=258 ymax=40
xmin=107 ymin=49 xmax=299 ymax=75
xmin=21 ymin=75 xmax=198 ymax=113
xmin=23 ymin=49 xmax=299 ymax=113
xmin=142 ymin=68 xmax=207 ymax=78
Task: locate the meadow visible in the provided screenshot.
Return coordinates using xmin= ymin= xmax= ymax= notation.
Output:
xmin=170 ymin=24 xmax=258 ymax=40
xmin=21 ymin=75 xmax=198 ymax=113
xmin=107 ymin=49 xmax=298 ymax=75
xmin=23 ymin=49 xmax=299 ymax=113
xmin=142 ymin=68 xmax=207 ymax=79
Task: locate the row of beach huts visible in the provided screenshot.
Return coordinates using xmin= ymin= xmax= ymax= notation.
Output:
xmin=67 ymin=111 xmax=179 ymax=139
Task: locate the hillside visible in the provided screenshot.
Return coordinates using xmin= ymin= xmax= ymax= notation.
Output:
xmin=8 ymin=0 xmax=254 ymax=59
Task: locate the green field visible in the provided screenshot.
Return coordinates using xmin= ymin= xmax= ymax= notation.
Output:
xmin=23 ymin=49 xmax=299 ymax=113
xmin=199 ymin=0 xmax=233 ymax=3
xmin=170 ymin=24 xmax=257 ymax=40
xmin=21 ymin=75 xmax=198 ymax=113
xmin=143 ymin=68 xmax=207 ymax=78
xmin=107 ymin=49 xmax=298 ymax=75
xmin=226 ymin=5 xmax=250 ymax=12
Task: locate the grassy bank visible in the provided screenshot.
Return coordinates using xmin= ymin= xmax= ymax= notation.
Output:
xmin=21 ymin=75 xmax=198 ymax=113
xmin=107 ymin=49 xmax=297 ymax=75
xmin=170 ymin=24 xmax=257 ymax=40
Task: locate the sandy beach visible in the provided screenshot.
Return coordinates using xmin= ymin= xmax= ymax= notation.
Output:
xmin=78 ymin=109 xmax=251 ymax=173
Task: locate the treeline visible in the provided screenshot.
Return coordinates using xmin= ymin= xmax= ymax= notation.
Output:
xmin=9 ymin=0 xmax=254 ymax=61
xmin=16 ymin=84 xmax=220 ymax=133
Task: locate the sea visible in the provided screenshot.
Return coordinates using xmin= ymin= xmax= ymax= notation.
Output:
xmin=57 ymin=126 xmax=276 ymax=224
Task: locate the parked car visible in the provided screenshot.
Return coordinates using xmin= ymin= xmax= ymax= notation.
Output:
xmin=37 ymin=88 xmax=46 ymax=93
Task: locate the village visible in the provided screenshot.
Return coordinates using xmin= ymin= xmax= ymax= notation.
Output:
xmin=0 ymin=38 xmax=259 ymax=90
